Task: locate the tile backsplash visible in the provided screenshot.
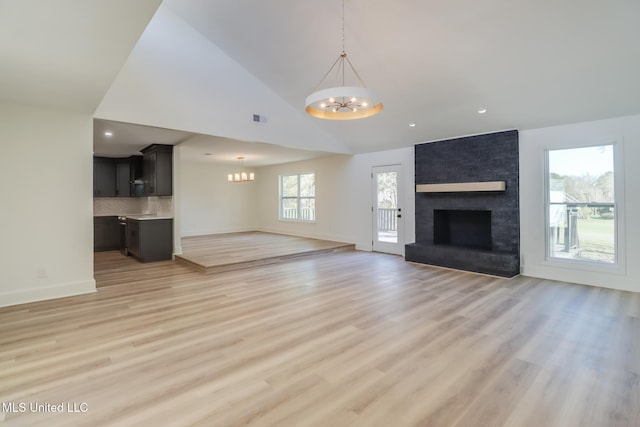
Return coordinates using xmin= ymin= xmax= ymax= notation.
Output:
xmin=93 ymin=197 xmax=173 ymax=217
xmin=141 ymin=196 xmax=173 ymax=217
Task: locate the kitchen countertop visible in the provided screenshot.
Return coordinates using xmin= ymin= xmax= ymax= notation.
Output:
xmin=125 ymin=214 xmax=173 ymax=221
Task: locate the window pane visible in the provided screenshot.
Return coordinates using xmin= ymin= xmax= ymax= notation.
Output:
xmin=376 ymin=172 xmax=398 ymax=243
xmin=300 ymin=198 xmax=315 ymax=221
xmin=281 ymin=175 xmax=298 ymax=197
xmin=300 ymin=173 xmax=315 ymax=197
xmin=281 ymin=198 xmax=298 ymax=219
xmin=547 ymin=145 xmax=615 ymax=263
xmin=279 ymin=173 xmax=315 ymax=222
xmin=376 ymin=172 xmax=398 ymax=209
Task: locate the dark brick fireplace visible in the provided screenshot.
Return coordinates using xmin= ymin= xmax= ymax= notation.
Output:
xmin=405 ymin=130 xmax=520 ymax=277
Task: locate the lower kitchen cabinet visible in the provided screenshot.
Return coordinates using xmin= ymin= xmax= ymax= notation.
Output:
xmin=127 ymin=218 xmax=173 ymax=262
xmin=94 ymin=216 xmax=119 ymax=251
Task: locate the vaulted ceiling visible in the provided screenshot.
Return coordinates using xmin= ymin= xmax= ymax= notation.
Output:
xmin=3 ymin=1 xmax=640 ymax=160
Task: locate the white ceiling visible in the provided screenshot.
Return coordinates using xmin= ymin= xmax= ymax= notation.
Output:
xmin=160 ymin=0 xmax=640 ymax=153
xmin=93 ymin=119 xmax=193 ymax=157
xmin=4 ymin=1 xmax=640 ymax=164
xmin=178 ymin=134 xmax=335 ymax=167
xmin=93 ymin=119 xmax=332 ymax=166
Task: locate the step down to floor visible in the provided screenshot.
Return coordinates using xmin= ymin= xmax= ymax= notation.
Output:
xmin=176 ymin=244 xmax=355 ymax=274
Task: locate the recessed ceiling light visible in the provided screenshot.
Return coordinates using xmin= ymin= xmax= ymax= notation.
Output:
xmin=104 ymin=131 xmax=113 ymax=137
xmin=477 ymin=108 xmax=487 ymax=114
xmin=409 ymin=122 xmax=416 ymax=127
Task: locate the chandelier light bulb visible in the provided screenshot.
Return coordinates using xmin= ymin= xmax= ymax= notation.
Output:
xmin=306 ymin=86 xmax=382 ymax=120
xmin=228 ymin=156 xmax=256 ymax=183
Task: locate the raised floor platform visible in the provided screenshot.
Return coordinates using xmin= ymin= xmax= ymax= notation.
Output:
xmin=176 ymin=231 xmax=355 ymax=274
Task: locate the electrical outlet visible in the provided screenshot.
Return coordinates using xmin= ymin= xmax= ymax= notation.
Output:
xmin=37 ymin=268 xmax=48 ymax=278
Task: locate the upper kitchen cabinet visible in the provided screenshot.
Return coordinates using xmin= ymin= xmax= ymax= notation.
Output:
xmin=95 ymin=156 xmax=144 ymax=198
xmin=115 ymin=155 xmax=143 ymax=197
xmin=115 ymin=158 xmax=130 ymax=197
xmin=93 ymin=157 xmax=116 ymax=197
xmin=141 ymin=144 xmax=173 ymax=196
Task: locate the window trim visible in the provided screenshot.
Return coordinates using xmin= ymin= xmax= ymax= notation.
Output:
xmin=279 ymin=172 xmax=316 ymax=223
xmin=543 ymin=140 xmax=626 ymax=275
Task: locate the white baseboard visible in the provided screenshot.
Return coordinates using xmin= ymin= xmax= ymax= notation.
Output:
xmin=0 ymin=279 xmax=96 ymax=308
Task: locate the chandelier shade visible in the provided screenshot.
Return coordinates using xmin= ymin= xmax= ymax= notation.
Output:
xmin=227 ymin=157 xmax=255 ymax=183
xmin=305 ymin=86 xmax=383 ymax=120
xmin=305 ymin=1 xmax=382 ymax=120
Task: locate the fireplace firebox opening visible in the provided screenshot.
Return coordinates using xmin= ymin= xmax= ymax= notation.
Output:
xmin=433 ymin=209 xmax=492 ymax=250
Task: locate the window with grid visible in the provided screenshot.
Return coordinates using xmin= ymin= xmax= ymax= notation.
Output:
xmin=279 ymin=173 xmax=315 ymax=222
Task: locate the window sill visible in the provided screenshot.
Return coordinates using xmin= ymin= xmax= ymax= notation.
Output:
xmin=278 ymin=218 xmax=316 ymax=224
xmin=543 ymin=256 xmax=625 ymax=276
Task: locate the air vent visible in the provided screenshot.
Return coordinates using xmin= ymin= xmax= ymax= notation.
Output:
xmin=252 ymin=114 xmax=267 ymax=124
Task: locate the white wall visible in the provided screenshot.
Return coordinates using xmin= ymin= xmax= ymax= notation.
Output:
xmin=255 ymin=148 xmax=415 ymax=252
xmin=0 ymin=102 xmax=95 ymax=307
xmin=178 ymin=157 xmax=258 ymax=237
xmin=520 ymin=114 xmax=640 ymax=292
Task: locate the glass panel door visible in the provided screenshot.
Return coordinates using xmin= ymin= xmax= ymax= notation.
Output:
xmin=372 ymin=165 xmax=404 ymax=255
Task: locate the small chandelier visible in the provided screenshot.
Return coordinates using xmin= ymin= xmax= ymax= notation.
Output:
xmin=227 ymin=156 xmax=255 ymax=183
xmin=305 ymin=0 xmax=383 ymax=120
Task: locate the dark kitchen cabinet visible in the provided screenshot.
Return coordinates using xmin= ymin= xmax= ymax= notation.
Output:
xmin=93 ymin=157 xmax=116 ymax=197
xmin=115 ymin=159 xmax=131 ymax=197
xmin=94 ymin=156 xmax=144 ymax=198
xmin=141 ymin=144 xmax=173 ymax=196
xmin=115 ymin=155 xmax=143 ymax=197
xmin=126 ymin=219 xmax=140 ymax=258
xmin=94 ymin=216 xmax=120 ymax=251
xmin=127 ymin=218 xmax=173 ymax=262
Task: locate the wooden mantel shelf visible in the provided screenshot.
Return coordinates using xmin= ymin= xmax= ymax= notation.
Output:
xmin=416 ymin=181 xmax=506 ymax=193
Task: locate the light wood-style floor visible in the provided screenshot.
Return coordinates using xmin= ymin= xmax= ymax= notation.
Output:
xmin=2 ymin=250 xmax=640 ymax=426
xmin=176 ymin=232 xmax=355 ymax=274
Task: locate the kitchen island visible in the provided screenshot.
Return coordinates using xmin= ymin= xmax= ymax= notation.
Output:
xmin=126 ymin=216 xmax=173 ymax=263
